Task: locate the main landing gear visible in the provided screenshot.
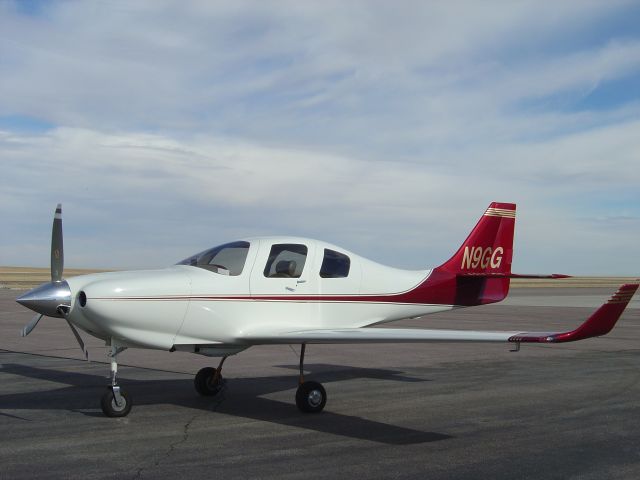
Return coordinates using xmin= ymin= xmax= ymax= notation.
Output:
xmin=100 ymin=343 xmax=132 ymax=417
xmin=295 ymin=344 xmax=326 ymax=413
xmin=193 ymin=344 xmax=327 ymax=413
xmin=194 ymin=356 xmax=227 ymax=396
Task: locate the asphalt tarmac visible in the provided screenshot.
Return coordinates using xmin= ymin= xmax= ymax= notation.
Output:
xmin=1 ymin=286 xmax=639 ymax=479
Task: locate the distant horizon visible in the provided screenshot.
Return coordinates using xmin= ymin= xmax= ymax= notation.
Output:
xmin=1 ymin=265 xmax=638 ymax=280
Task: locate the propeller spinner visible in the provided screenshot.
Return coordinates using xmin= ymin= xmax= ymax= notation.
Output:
xmin=16 ymin=204 xmax=88 ymax=359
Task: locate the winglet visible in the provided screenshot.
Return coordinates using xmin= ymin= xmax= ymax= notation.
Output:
xmin=509 ymin=284 xmax=638 ymax=344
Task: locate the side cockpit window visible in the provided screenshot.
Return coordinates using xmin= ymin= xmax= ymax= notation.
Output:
xmin=177 ymin=241 xmax=250 ymax=276
xmin=320 ymin=249 xmax=350 ymax=278
xmin=264 ymin=244 xmax=308 ymax=278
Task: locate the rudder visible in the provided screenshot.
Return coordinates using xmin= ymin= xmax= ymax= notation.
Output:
xmin=438 ymin=202 xmax=515 ymax=276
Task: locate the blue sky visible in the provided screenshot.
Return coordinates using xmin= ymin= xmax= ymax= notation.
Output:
xmin=1 ymin=1 xmax=639 ymax=275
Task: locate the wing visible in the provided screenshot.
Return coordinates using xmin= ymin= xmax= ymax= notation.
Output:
xmin=241 ymin=284 xmax=638 ymax=346
xmin=243 ymin=327 xmax=516 ymax=344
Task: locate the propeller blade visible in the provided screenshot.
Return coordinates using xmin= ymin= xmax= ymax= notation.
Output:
xmin=66 ymin=319 xmax=89 ymax=361
xmin=51 ymin=203 xmax=64 ymax=282
xmin=21 ymin=314 xmax=43 ymax=337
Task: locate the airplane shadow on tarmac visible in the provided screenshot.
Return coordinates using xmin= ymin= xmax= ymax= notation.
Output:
xmin=0 ymin=353 xmax=452 ymax=445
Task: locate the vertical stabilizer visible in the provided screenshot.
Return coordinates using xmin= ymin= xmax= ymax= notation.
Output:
xmin=438 ymin=202 xmax=515 ymax=276
xmin=412 ymin=203 xmax=516 ymax=306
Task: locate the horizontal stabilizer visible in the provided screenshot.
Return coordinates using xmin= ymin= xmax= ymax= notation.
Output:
xmin=457 ymin=273 xmax=571 ymax=279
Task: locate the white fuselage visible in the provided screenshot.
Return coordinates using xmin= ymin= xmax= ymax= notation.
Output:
xmin=65 ymin=237 xmax=452 ymax=354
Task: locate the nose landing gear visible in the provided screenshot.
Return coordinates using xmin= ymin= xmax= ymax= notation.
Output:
xmin=100 ymin=342 xmax=132 ymax=417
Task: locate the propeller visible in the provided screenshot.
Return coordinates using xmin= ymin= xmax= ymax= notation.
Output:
xmin=16 ymin=204 xmax=89 ymax=360
xmin=66 ymin=319 xmax=89 ymax=361
xmin=21 ymin=313 xmax=43 ymax=337
xmin=51 ymin=203 xmax=64 ymax=282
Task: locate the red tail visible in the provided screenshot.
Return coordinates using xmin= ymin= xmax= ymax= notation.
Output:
xmin=413 ymin=202 xmax=516 ymax=306
xmin=439 ymin=202 xmax=515 ymax=276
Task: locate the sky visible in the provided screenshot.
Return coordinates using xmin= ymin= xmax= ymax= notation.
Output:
xmin=1 ymin=0 xmax=639 ymax=275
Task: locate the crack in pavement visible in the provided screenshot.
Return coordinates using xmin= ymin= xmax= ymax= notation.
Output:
xmin=133 ymin=381 xmax=228 ymax=479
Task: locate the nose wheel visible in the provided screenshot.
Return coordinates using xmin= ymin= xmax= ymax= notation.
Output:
xmin=100 ymin=342 xmax=132 ymax=417
xmin=295 ymin=344 xmax=326 ymax=413
xmin=101 ymin=386 xmax=132 ymax=417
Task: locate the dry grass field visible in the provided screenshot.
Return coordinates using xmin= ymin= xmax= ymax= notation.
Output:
xmin=0 ymin=266 xmax=111 ymax=290
xmin=1 ymin=266 xmax=636 ymax=290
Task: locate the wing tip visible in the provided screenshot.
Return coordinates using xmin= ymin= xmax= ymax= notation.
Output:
xmin=510 ymin=283 xmax=638 ymax=344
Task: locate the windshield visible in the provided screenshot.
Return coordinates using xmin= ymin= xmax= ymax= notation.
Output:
xmin=177 ymin=241 xmax=250 ymax=276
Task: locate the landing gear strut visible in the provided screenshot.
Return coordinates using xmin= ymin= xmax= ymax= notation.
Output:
xmin=100 ymin=343 xmax=132 ymax=417
xmin=295 ymin=343 xmax=326 ymax=413
xmin=194 ymin=356 xmax=227 ymax=396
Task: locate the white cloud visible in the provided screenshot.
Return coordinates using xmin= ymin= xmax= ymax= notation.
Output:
xmin=0 ymin=0 xmax=639 ymax=274
xmin=2 ymin=123 xmax=638 ymax=273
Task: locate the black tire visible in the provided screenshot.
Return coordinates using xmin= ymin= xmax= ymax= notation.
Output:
xmin=194 ymin=367 xmax=224 ymax=396
xmin=295 ymin=381 xmax=326 ymax=413
xmin=100 ymin=387 xmax=132 ymax=417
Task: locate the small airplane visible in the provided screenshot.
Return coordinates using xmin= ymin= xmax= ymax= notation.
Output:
xmin=16 ymin=203 xmax=638 ymax=417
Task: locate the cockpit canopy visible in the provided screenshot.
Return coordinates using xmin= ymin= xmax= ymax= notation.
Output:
xmin=177 ymin=241 xmax=250 ymax=276
xmin=178 ymin=238 xmax=353 ymax=280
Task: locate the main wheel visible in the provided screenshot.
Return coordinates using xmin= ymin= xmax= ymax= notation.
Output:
xmin=194 ymin=367 xmax=224 ymax=396
xmin=295 ymin=381 xmax=326 ymax=413
xmin=100 ymin=387 xmax=132 ymax=417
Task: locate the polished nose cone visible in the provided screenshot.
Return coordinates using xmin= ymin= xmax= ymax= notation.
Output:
xmin=16 ymin=280 xmax=71 ymax=318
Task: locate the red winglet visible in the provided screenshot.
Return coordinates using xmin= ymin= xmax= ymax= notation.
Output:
xmin=509 ymin=284 xmax=638 ymax=344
